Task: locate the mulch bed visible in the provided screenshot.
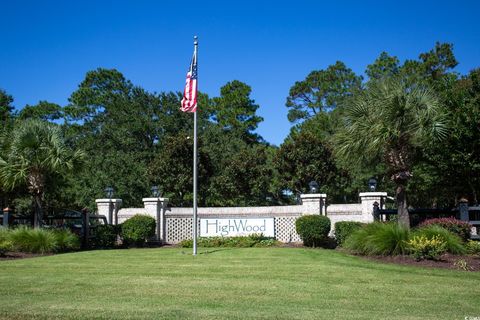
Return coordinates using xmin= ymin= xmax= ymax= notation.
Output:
xmin=0 ymin=252 xmax=52 ymax=261
xmin=364 ymin=253 xmax=480 ymax=271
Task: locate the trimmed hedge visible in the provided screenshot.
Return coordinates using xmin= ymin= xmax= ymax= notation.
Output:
xmin=334 ymin=221 xmax=365 ymax=246
xmin=121 ymin=215 xmax=156 ymax=246
xmin=91 ymin=224 xmax=119 ymax=249
xmin=419 ymin=218 xmax=471 ymax=242
xmin=295 ymin=215 xmax=331 ymax=247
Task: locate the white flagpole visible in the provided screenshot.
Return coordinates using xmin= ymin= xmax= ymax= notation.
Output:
xmin=192 ymin=36 xmax=198 ymax=256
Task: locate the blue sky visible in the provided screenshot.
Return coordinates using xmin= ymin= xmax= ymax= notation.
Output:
xmin=1 ymin=0 xmax=479 ymax=146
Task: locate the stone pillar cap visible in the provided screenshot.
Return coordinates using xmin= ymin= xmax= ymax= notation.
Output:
xmin=95 ymin=199 xmax=123 ymax=203
xmin=359 ymin=192 xmax=387 ymax=197
xmin=300 ymin=194 xmax=327 ymax=199
xmin=142 ymin=197 xmax=169 ymax=202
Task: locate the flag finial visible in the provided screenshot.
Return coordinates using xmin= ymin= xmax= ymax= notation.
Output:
xmin=194 ymin=36 xmax=198 ymax=45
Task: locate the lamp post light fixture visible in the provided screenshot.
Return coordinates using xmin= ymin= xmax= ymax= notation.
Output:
xmin=368 ymin=178 xmax=377 ymax=192
xmin=309 ymin=181 xmax=319 ymax=194
xmin=104 ymin=186 xmax=114 ymax=199
xmin=151 ymin=185 xmax=160 ymax=198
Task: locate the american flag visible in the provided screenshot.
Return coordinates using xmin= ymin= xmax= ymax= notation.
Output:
xmin=180 ymin=47 xmax=198 ymax=112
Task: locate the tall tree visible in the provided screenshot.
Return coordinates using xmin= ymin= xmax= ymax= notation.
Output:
xmin=335 ymin=78 xmax=448 ymax=228
xmin=400 ymin=42 xmax=458 ymax=86
xmin=18 ymin=101 xmax=63 ymax=121
xmin=211 ymin=80 xmax=263 ymax=143
xmin=0 ymin=89 xmax=15 ymax=131
xmin=286 ymin=61 xmax=362 ymax=123
xmin=366 ymin=52 xmax=400 ymax=80
xmin=64 ymin=68 xmax=188 ymax=207
xmin=0 ymin=120 xmax=84 ymax=227
xmin=275 ymin=130 xmax=344 ymax=200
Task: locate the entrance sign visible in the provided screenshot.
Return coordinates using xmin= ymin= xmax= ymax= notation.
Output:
xmin=200 ymin=218 xmax=274 ymax=237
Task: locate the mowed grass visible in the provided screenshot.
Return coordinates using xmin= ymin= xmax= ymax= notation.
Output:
xmin=0 ymin=248 xmax=479 ymax=320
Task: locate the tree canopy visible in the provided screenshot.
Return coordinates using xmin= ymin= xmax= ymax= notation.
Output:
xmin=1 ymin=41 xmax=479 ymax=221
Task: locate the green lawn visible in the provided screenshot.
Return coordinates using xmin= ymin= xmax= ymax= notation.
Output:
xmin=0 ymin=248 xmax=479 ymax=320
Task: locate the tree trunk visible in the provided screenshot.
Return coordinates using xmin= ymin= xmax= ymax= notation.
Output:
xmin=33 ymin=194 xmax=43 ymax=228
xmin=396 ymin=183 xmax=410 ymax=229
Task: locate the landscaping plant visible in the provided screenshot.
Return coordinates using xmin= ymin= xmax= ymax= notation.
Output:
xmin=344 ymin=222 xmax=410 ymax=255
xmin=407 ymin=235 xmax=447 ymax=261
xmin=465 ymin=240 xmax=480 ymax=256
xmin=180 ymin=234 xmax=279 ymax=248
xmin=91 ymin=224 xmax=119 ymax=249
xmin=334 ymin=221 xmax=365 ymax=246
xmin=295 ymin=215 xmax=331 ymax=247
xmin=412 ymin=225 xmax=466 ymax=255
xmin=53 ymin=229 xmax=80 ymax=252
xmin=0 ymin=228 xmax=13 ymax=256
xmin=9 ymin=227 xmax=58 ymax=254
xmin=419 ymin=218 xmax=471 ymax=242
xmin=121 ymin=215 xmax=156 ymax=246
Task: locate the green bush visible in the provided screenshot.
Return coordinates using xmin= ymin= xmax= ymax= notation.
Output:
xmin=121 ymin=215 xmax=156 ymax=246
xmin=91 ymin=224 xmax=119 ymax=248
xmin=0 ymin=228 xmax=12 ymax=256
xmin=344 ymin=222 xmax=410 ymax=256
xmin=295 ymin=215 xmax=331 ymax=247
xmin=179 ymin=234 xmax=280 ymax=248
xmin=53 ymin=229 xmax=80 ymax=252
xmin=412 ymin=225 xmax=466 ymax=255
xmin=407 ymin=235 xmax=447 ymax=261
xmin=465 ymin=240 xmax=480 ymax=255
xmin=9 ymin=227 xmax=58 ymax=254
xmin=334 ymin=221 xmax=365 ymax=246
xmin=419 ymin=218 xmax=471 ymax=242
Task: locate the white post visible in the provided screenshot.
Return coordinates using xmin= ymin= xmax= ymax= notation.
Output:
xmin=143 ymin=197 xmax=169 ymax=243
xmin=95 ymin=199 xmax=122 ymax=225
xmin=359 ymin=192 xmax=387 ymax=223
xmin=300 ymin=194 xmax=327 ymax=215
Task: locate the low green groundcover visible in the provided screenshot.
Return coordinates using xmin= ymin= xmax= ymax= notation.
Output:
xmin=180 ymin=234 xmax=279 ymax=248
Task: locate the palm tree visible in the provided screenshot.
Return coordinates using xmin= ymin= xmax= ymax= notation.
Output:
xmin=0 ymin=119 xmax=84 ymax=228
xmin=335 ymin=78 xmax=448 ymax=228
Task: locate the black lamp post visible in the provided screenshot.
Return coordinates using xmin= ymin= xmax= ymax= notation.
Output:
xmin=368 ymin=178 xmax=377 ymax=192
xmin=104 ymin=186 xmax=114 ymax=199
xmin=309 ymin=181 xmax=319 ymax=193
xmin=151 ymin=186 xmax=160 ymax=198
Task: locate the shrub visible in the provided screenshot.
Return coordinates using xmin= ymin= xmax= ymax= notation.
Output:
xmin=53 ymin=229 xmax=80 ymax=252
xmin=0 ymin=228 xmax=13 ymax=256
xmin=179 ymin=234 xmax=279 ymax=248
xmin=407 ymin=235 xmax=447 ymax=261
xmin=334 ymin=221 xmax=365 ymax=246
xmin=121 ymin=215 xmax=156 ymax=246
xmin=419 ymin=218 xmax=471 ymax=242
xmin=9 ymin=227 xmax=58 ymax=254
xmin=344 ymin=222 xmax=410 ymax=256
xmin=91 ymin=224 xmax=119 ymax=249
xmin=413 ymin=225 xmax=466 ymax=255
xmin=295 ymin=215 xmax=331 ymax=247
xmin=465 ymin=240 xmax=480 ymax=255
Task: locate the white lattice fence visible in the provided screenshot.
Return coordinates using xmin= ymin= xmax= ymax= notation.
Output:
xmin=274 ymin=216 xmax=301 ymax=242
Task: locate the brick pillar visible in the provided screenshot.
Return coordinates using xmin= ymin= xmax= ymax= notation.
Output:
xmin=142 ymin=197 xmax=169 ymax=243
xmin=359 ymin=192 xmax=387 ymax=223
xmin=95 ymin=199 xmax=122 ymax=225
xmin=300 ymin=194 xmax=327 ymax=215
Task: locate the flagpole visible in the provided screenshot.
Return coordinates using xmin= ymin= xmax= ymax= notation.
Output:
xmin=192 ymin=35 xmax=198 ymax=256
